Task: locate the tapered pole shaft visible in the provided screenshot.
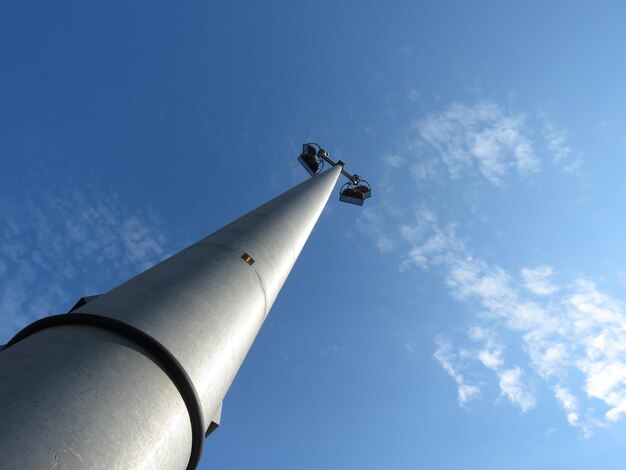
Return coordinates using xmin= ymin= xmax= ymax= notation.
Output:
xmin=0 ymin=165 xmax=342 ymax=469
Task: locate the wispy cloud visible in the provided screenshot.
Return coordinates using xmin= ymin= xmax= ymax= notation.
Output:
xmin=386 ymin=101 xmax=580 ymax=188
xmin=383 ymin=154 xmax=406 ymax=168
xmin=366 ymin=194 xmax=626 ymax=433
xmin=443 ymin=238 xmax=626 ymax=430
xmin=407 ymin=89 xmax=420 ymax=102
xmin=412 ymin=101 xmax=540 ymax=186
xmin=468 ymin=327 xmax=536 ymax=411
xmin=435 ymin=236 xmax=626 ymax=432
xmin=434 ymin=335 xmax=481 ymax=406
xmin=0 ymin=186 xmax=170 ymax=341
xmin=542 ymin=119 xmax=582 ymax=174
xmin=554 ymin=385 xmax=581 ymax=427
xmin=356 ymin=207 xmax=397 ymax=253
xmin=477 ymin=344 xmax=504 ymax=370
xmin=498 ymin=367 xmax=536 ymax=412
xmin=398 ymin=207 xmax=464 ymax=270
xmin=368 ymin=97 xmax=599 ymax=432
xmin=521 ymin=266 xmax=559 ymax=296
xmin=409 ymin=159 xmax=438 ymax=182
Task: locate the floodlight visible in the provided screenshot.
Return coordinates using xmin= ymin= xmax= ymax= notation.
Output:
xmin=354 ymin=181 xmax=371 ymax=199
xmin=297 ymin=142 xmax=372 ymax=206
xmin=298 ymin=144 xmax=321 ymax=176
xmin=339 ymin=182 xmax=365 ymax=206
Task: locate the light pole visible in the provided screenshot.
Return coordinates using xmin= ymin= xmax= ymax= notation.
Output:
xmin=0 ymin=145 xmax=370 ymax=469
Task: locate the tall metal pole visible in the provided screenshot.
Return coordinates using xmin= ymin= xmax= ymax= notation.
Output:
xmin=0 ymin=165 xmax=342 ymax=469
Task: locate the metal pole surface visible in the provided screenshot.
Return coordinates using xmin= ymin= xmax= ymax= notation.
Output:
xmin=0 ymin=165 xmax=342 ymax=470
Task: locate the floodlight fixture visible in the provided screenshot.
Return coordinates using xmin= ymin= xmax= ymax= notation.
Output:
xmin=298 ymin=143 xmax=323 ymax=176
xmin=339 ymin=182 xmax=365 ymax=206
xmin=296 ymin=142 xmax=373 ymax=207
xmin=352 ymin=176 xmax=371 ymax=199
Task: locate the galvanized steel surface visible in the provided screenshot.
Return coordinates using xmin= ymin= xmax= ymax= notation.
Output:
xmin=0 ymin=326 xmax=192 ymax=469
xmin=0 ymin=166 xmax=341 ymax=469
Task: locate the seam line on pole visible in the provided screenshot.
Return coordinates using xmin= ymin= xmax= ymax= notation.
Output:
xmin=192 ymin=240 xmax=270 ymax=316
xmin=249 ymin=267 xmax=269 ymax=318
xmin=2 ymin=313 xmax=205 ymax=470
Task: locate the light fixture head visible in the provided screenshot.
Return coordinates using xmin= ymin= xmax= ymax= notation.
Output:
xmin=354 ymin=181 xmax=371 ymax=199
xmin=298 ymin=144 xmax=321 ymax=176
xmin=339 ymin=182 xmax=366 ymax=206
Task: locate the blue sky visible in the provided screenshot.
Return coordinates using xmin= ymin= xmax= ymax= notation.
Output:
xmin=2 ymin=1 xmax=626 ymax=468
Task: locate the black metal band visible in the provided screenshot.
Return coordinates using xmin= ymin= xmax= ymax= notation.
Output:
xmin=2 ymin=313 xmax=205 ymax=470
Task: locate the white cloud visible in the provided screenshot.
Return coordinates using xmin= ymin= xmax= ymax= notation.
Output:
xmin=580 ymin=359 xmax=626 ymax=423
xmin=434 ymin=336 xmax=481 ymax=406
xmin=543 ymin=120 xmax=582 ymax=174
xmin=370 ymin=98 xmax=592 ymax=431
xmin=447 ymin=259 xmax=514 ymax=305
xmin=0 ymin=186 xmax=169 ymax=341
xmin=468 ymin=326 xmax=490 ymax=342
xmin=467 ymin=329 xmax=536 ymax=412
xmin=526 ymin=338 xmax=568 ymax=378
xmin=498 ymin=367 xmax=536 ymax=412
xmin=399 ymin=208 xmax=464 ymax=270
xmin=356 ymin=207 xmax=397 ymax=253
xmin=392 ymin=101 xmax=581 ymax=189
xmin=554 ymin=385 xmax=579 ymax=426
xmin=521 ymin=266 xmax=559 ymax=296
xmin=478 ymin=347 xmax=504 ymax=370
xmin=404 ymin=341 xmax=415 ymax=357
xmin=568 ymin=279 xmax=624 ymax=328
xmin=407 ymin=89 xmax=420 ymax=102
xmin=120 ymin=216 xmax=166 ymax=271
xmin=383 ymin=154 xmax=406 ymax=168
xmin=410 ymin=160 xmax=438 ymax=181
xmin=458 ymin=384 xmax=481 ymax=404
xmin=391 ymin=204 xmax=626 ymax=433
xmin=454 ymin=269 xmax=626 ymax=432
xmin=413 ymin=101 xmax=540 ymax=186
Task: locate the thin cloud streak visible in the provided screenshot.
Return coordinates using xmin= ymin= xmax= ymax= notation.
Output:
xmin=521 ymin=266 xmax=559 ymax=296
xmin=434 ymin=335 xmax=481 ymax=406
xmin=366 ymin=97 xmax=598 ymax=432
xmin=412 ymin=101 xmax=540 ymax=186
xmin=399 ymin=209 xmax=626 ymax=433
xmin=389 ymin=100 xmax=578 ymax=188
xmin=542 ymin=119 xmax=582 ymax=174
xmin=498 ymin=367 xmax=536 ymax=412
xmin=0 ymin=186 xmax=169 ymax=341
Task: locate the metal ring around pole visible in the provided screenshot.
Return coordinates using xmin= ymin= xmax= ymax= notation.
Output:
xmin=2 ymin=313 xmax=205 ymax=470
